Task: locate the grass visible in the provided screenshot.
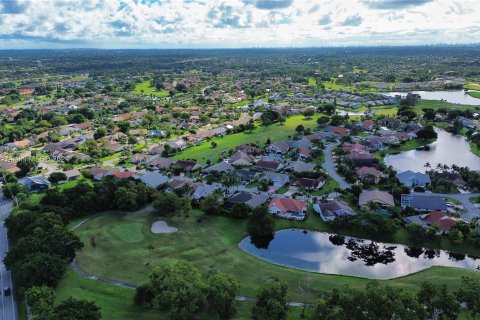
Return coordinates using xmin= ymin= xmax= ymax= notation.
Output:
xmin=132 ymin=80 xmax=170 ymax=98
xmin=307 ymin=77 xmax=316 ymax=86
xmin=111 ymin=222 xmax=145 ymax=243
xmin=469 ymin=197 xmax=480 ymax=204
xmin=414 ymin=100 xmax=477 ymax=113
xmin=73 ymin=210 xmax=480 ymax=304
xmin=467 ymin=91 xmax=480 ymax=99
xmin=470 ymin=142 xmax=480 ymax=158
xmin=464 ymin=83 xmax=480 ymax=91
xmin=374 ymin=139 xmax=435 ymax=161
xmin=173 ymin=115 xmax=319 ymax=163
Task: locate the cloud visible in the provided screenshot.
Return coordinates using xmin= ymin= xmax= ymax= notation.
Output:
xmin=0 ymin=0 xmax=30 ymax=14
xmin=246 ymin=0 xmax=293 ymax=10
xmin=318 ymin=15 xmax=331 ymax=25
xmin=363 ymin=0 xmax=432 ymax=10
xmin=308 ymin=4 xmax=320 ymax=14
xmin=341 ymin=15 xmax=363 ymax=26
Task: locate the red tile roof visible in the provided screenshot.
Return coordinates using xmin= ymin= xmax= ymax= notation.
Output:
xmin=269 ymin=198 xmax=307 ymax=213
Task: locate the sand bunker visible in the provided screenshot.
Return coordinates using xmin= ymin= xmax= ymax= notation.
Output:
xmin=151 ymin=220 xmax=177 ymax=234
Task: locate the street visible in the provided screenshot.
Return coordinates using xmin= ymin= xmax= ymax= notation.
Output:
xmin=0 ymin=191 xmax=17 ymax=320
xmin=322 ymin=143 xmax=352 ymax=190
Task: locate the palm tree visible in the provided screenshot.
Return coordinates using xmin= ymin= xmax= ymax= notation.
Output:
xmin=436 ymin=163 xmax=443 ymax=171
xmin=424 ymin=162 xmax=431 ymax=169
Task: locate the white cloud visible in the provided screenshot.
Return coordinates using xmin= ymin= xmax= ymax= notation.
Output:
xmin=0 ymin=0 xmax=479 ymax=48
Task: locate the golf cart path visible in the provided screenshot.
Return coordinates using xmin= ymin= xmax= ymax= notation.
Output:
xmin=69 ymin=259 xmax=312 ymax=307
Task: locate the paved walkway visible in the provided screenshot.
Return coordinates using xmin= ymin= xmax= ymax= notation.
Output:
xmin=322 ymin=143 xmax=351 ymax=190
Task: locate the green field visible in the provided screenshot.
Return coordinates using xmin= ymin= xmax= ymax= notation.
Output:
xmin=73 ymin=211 xmax=480 ymax=303
xmin=464 ymin=83 xmax=480 ymax=91
xmin=307 ymin=77 xmax=317 ymax=86
xmin=173 ymin=115 xmax=319 ymax=163
xmin=471 ymin=142 xmax=480 ymax=158
xmin=132 ymin=80 xmax=170 ymax=98
xmin=467 ymin=91 xmax=480 ymax=99
xmin=111 ymin=222 xmax=145 ymax=243
xmin=414 ymin=99 xmax=477 ymax=113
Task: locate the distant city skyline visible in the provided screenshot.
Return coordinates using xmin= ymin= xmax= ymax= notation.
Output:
xmin=0 ymin=0 xmax=479 ymax=49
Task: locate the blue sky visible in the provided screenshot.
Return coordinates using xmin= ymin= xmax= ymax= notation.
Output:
xmin=0 ymin=0 xmax=479 ymax=49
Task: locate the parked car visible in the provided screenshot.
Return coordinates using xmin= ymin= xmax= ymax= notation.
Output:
xmin=4 ymin=287 xmax=11 ymax=296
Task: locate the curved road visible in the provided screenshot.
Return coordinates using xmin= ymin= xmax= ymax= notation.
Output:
xmin=322 ymin=143 xmax=351 ymax=190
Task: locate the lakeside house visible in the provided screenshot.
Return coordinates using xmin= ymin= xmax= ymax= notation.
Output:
xmin=268 ymin=197 xmax=307 ymax=221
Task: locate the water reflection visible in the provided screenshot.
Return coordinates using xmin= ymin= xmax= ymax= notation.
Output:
xmin=238 ymin=229 xmax=480 ymax=279
xmin=382 ymin=90 xmax=480 ymax=105
xmin=384 ymin=128 xmax=480 ymax=172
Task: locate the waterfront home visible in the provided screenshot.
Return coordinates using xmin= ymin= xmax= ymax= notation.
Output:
xmin=403 ymin=211 xmax=465 ymax=234
xmin=359 ymin=190 xmax=394 ymax=209
xmin=268 ymin=197 xmax=307 ymax=220
xmin=356 ymin=166 xmax=383 ymax=183
xmin=400 ymin=194 xmax=448 ymax=212
xmin=396 ymin=170 xmax=431 ymax=187
xmin=314 ymin=200 xmax=356 ymax=221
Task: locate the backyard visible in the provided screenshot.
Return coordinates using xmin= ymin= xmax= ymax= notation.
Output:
xmin=132 ymin=80 xmax=170 ymax=98
xmin=173 ymin=115 xmax=319 ymax=163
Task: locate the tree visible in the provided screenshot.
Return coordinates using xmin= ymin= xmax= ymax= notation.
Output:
xmin=211 ymin=141 xmax=218 ymax=148
xmin=26 ymin=285 xmax=55 ymax=318
xmin=11 ymin=252 xmax=66 ymax=288
xmin=134 ymin=283 xmax=155 ymax=307
xmin=316 ymin=116 xmax=330 ymax=127
xmin=53 ymin=297 xmax=102 ymax=320
xmin=152 ymin=192 xmax=189 ymax=215
xmin=295 ymin=124 xmax=305 ymax=134
xmin=150 ymin=261 xmax=205 ymax=320
xmin=457 ymin=277 xmax=480 ymax=320
xmin=406 ymin=223 xmax=427 ymax=245
xmin=418 ymin=281 xmax=460 ymax=320
xmin=229 ymin=202 xmax=250 ymax=218
xmin=93 ymin=127 xmax=107 ymax=140
xmin=199 ymin=193 xmax=223 ymax=215
xmin=448 ymin=229 xmax=464 ymax=244
xmin=48 ymin=172 xmax=67 ymax=184
xmin=247 ymin=206 xmax=275 ymax=238
xmin=206 ymin=273 xmax=240 ymax=320
xmin=17 ymin=156 xmax=39 ymax=176
xmin=114 ymin=186 xmax=138 ymax=211
xmin=2 ymin=182 xmax=28 ymax=199
xmin=416 ymin=125 xmax=438 ymax=140
xmin=117 ymin=121 xmax=130 ymax=133
xmin=302 ymin=109 xmax=315 ymax=119
xmin=252 ymin=279 xmax=289 ymax=320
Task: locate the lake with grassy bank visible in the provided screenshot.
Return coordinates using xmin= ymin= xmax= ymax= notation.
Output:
xmin=383 ymin=90 xmax=480 ymax=105
xmin=384 ymin=128 xmax=480 ymax=172
xmin=239 ymin=229 xmax=480 ymax=279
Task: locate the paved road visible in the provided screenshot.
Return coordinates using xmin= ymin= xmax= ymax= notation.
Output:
xmin=0 ymin=192 xmax=17 ymax=320
xmin=412 ymin=192 xmax=480 ymax=222
xmin=322 ymin=143 xmax=351 ymax=190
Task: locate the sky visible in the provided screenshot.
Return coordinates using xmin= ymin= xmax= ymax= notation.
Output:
xmin=0 ymin=0 xmax=479 ymax=49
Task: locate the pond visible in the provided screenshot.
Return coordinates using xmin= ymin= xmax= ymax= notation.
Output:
xmin=238 ymin=229 xmax=480 ymax=279
xmin=384 ymin=128 xmax=480 ymax=173
xmin=382 ymin=90 xmax=480 ymax=105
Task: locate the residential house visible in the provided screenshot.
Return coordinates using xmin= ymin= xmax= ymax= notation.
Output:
xmin=19 ymin=175 xmax=50 ymax=192
xmin=261 ymin=172 xmax=290 ymax=188
xmin=267 ymin=141 xmax=290 ymax=154
xmin=314 ymin=200 xmax=356 ymax=221
xmin=356 ymin=166 xmax=383 ymax=183
xmin=359 ymin=190 xmax=394 ymax=209
xmin=89 ymin=167 xmax=111 ymax=181
xmin=285 ymin=160 xmax=316 ymax=173
xmin=347 ymin=150 xmax=375 ymax=167
xmin=403 ymin=211 xmax=465 ymax=234
xmin=192 ymin=183 xmax=221 ymax=200
xmin=224 ymin=192 xmax=269 ymax=209
xmin=400 ymin=194 xmax=447 ymax=212
xmin=298 ymin=147 xmax=311 ymax=159
xmin=135 ymin=171 xmax=169 ymax=188
xmin=255 ymin=159 xmax=282 ymax=171
xmin=290 ymin=177 xmax=326 ymax=190
xmin=228 ymin=151 xmax=255 ymax=166
xmin=203 ymin=162 xmax=235 ymax=174
xmin=396 ymin=170 xmax=431 ymax=187
xmin=268 ymin=197 xmax=307 ymax=221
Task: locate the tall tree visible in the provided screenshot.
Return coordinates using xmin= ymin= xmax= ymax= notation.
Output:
xmin=252 ymin=279 xmax=289 ymax=320
xmin=53 ymin=298 xmax=102 ymax=320
xmin=206 ymin=273 xmax=240 ymax=320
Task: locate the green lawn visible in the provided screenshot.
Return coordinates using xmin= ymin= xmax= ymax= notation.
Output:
xmin=374 ymin=139 xmax=435 ymax=161
xmin=73 ymin=210 xmax=480 ymax=305
xmin=132 ymin=80 xmax=170 ymax=98
xmin=467 ymin=91 xmax=480 ymax=99
xmin=173 ymin=115 xmax=319 ymax=163
xmin=470 ymin=142 xmax=480 ymax=158
xmin=464 ymin=83 xmax=480 ymax=91
xmin=469 ymin=197 xmax=480 ymax=204
xmin=414 ymin=100 xmax=476 ymax=113
xmin=307 ymin=77 xmax=317 ymax=86
xmin=111 ymin=222 xmax=145 ymax=243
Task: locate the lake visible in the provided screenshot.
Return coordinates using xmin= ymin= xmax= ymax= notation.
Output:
xmin=239 ymin=229 xmax=480 ymax=279
xmin=384 ymin=128 xmax=480 ymax=173
xmin=382 ymin=90 xmax=480 ymax=105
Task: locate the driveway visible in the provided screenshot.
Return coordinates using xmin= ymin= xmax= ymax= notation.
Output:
xmin=322 ymin=143 xmax=351 ymax=190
